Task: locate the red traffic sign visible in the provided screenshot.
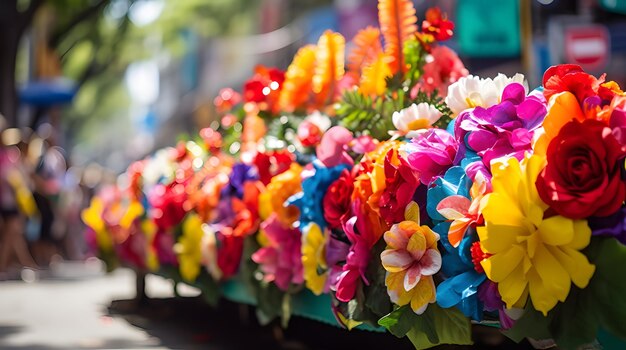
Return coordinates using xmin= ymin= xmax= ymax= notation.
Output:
xmin=564 ymin=25 xmax=610 ymax=71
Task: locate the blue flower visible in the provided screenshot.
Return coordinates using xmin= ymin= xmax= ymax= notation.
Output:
xmin=427 ymin=165 xmax=487 ymax=321
xmin=435 ymin=222 xmax=486 ymax=321
xmin=288 ymin=162 xmax=350 ymax=231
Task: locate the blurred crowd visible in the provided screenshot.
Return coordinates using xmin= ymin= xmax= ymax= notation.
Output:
xmin=0 ymin=124 xmax=96 ymax=280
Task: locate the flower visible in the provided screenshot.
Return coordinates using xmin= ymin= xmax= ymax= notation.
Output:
xmin=435 ymin=222 xmax=487 ymax=321
xmin=418 ymin=46 xmax=468 ymax=97
xmin=175 ymin=213 xmax=206 ymax=282
xmin=302 ymin=223 xmax=329 ymax=295
xmin=381 ymin=202 xmax=442 ymax=314
xmin=223 ymin=163 xmax=258 ymax=199
xmin=421 ymin=7 xmax=454 ymax=41
xmin=322 ymin=169 xmax=354 ymax=230
xmin=253 ymin=149 xmax=294 ymax=185
xmin=454 ymin=83 xmax=547 ymax=169
xmin=243 ymin=65 xmax=285 ymax=114
xmin=392 ymin=102 xmax=443 ymax=138
xmin=536 ymin=119 xmax=626 ymax=219
xmin=445 ymin=73 xmax=528 ymax=116
xmin=252 ymin=214 xmax=303 ymax=291
xmin=258 ymin=163 xmax=302 ymax=226
xmin=316 ymin=126 xmax=354 ymax=167
xmin=588 ymin=207 xmax=626 ymax=244
xmin=379 ymin=149 xmax=419 ymax=225
xmin=152 ymin=229 xmax=178 ymax=266
xmin=288 ymin=162 xmax=351 ymax=231
xmin=478 ymin=155 xmax=595 ymax=315
xmin=403 ymin=128 xmax=459 ymax=185
xmin=213 ymin=88 xmax=241 ymax=113
xmin=333 ymin=196 xmax=387 ymax=302
xmin=149 ymin=183 xmax=187 ymax=231
xmin=436 ymin=173 xmax=488 ymax=248
xmin=542 ymin=64 xmax=603 ymax=104
xmin=216 ymin=233 xmax=244 ymax=279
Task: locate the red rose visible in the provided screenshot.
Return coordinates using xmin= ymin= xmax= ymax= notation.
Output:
xmin=323 ymin=169 xmax=354 ymax=229
xmin=536 ymin=119 xmax=626 ymax=219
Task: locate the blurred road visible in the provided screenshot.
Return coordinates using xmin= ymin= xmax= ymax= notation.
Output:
xmin=0 ymin=262 xmax=528 ymax=350
xmin=0 ymin=263 xmax=182 ymax=350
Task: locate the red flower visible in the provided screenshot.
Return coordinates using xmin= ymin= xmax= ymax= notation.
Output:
xmin=536 ymin=119 xmax=626 ymax=219
xmin=421 ymin=7 xmax=454 ymax=42
xmin=543 ymin=64 xmax=602 ymax=103
xmin=322 ymin=169 xmax=354 ymax=229
xmin=217 ymin=234 xmax=244 ymax=279
xmin=243 ymin=65 xmax=285 ymax=114
xmin=417 ymin=45 xmax=468 ymax=97
xmin=297 ymin=120 xmax=323 ymax=147
xmin=379 ymin=149 xmax=420 ymax=225
xmin=149 ymin=183 xmax=188 ymax=231
xmin=213 ymin=88 xmax=241 ymax=113
xmin=253 ymin=149 xmax=294 ymax=185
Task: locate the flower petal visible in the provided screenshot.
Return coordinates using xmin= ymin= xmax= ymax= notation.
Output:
xmin=419 ymin=249 xmax=442 ymax=276
xmin=404 ymin=264 xmax=422 ymax=291
xmin=381 ymin=249 xmax=413 ymax=272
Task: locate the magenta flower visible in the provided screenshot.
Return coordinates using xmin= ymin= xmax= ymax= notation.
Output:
xmin=454 ymin=83 xmax=547 ymax=169
xmin=403 ymin=128 xmax=459 ymax=186
xmin=252 ymin=214 xmax=304 ymax=291
xmin=332 ymin=199 xmax=385 ymax=302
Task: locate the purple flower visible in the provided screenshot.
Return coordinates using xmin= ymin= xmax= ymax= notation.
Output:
xmin=588 ymin=207 xmax=626 ymax=244
xmin=223 ymin=163 xmax=257 ymax=199
xmin=454 ymin=83 xmax=547 ymax=170
xmin=404 ymin=128 xmax=459 ymax=185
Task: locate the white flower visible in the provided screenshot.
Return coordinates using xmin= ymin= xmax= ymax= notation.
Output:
xmin=304 ymin=111 xmax=332 ymax=132
xmin=445 ymin=73 xmax=528 ymax=116
xmin=142 ymin=148 xmax=176 ymax=187
xmin=392 ymin=102 xmax=442 ymax=138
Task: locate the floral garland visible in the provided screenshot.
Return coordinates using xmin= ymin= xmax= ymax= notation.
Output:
xmin=82 ymin=1 xmax=626 ymax=349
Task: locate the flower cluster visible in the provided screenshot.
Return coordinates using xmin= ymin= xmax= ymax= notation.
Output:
xmin=82 ymin=1 xmax=626 ymax=349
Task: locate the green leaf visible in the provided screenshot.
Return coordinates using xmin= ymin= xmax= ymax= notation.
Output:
xmin=378 ymin=305 xmax=415 ymax=337
xmin=364 ymin=239 xmax=392 ymax=317
xmin=379 ymin=304 xmax=472 ymax=349
xmin=504 ymin=307 xmax=553 ymax=343
xmin=195 ymin=271 xmax=220 ymax=306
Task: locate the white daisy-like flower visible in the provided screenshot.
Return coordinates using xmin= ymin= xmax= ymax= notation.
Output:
xmin=445 ymin=73 xmax=528 ymax=116
xmin=392 ymin=102 xmax=443 ymax=138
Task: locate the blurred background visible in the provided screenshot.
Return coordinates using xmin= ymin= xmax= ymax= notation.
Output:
xmin=2 ymin=0 xmax=625 ymax=175
xmin=0 ymin=0 xmax=624 ymax=349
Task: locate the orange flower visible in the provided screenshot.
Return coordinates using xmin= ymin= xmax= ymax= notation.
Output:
xmin=258 ymin=163 xmax=302 ymax=227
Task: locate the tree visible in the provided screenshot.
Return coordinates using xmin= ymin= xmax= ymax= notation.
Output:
xmin=0 ymin=0 xmax=43 ymax=127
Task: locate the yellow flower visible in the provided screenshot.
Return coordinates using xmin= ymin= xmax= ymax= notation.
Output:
xmin=141 ymin=219 xmax=160 ymax=272
xmin=175 ymin=214 xmax=205 ymax=282
xmin=258 ymin=163 xmax=302 ymax=226
xmin=301 ymin=223 xmax=328 ymax=295
xmin=81 ymin=197 xmax=113 ymax=252
xmin=381 ymin=202 xmax=441 ymax=314
xmin=478 ymin=155 xmax=595 ymax=316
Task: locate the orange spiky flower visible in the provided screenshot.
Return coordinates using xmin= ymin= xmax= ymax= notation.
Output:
xmin=348 ymin=26 xmax=383 ymax=75
xmin=312 ymin=30 xmax=345 ymax=108
xmin=359 ymin=53 xmax=392 ymax=97
xmin=278 ymin=45 xmax=317 ymax=113
xmin=378 ymin=0 xmax=418 ymax=75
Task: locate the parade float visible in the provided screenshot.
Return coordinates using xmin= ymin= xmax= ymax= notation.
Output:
xmin=82 ymin=1 xmax=626 ymax=348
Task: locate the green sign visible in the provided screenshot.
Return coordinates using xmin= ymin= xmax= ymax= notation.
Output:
xmin=457 ymin=0 xmax=521 ymax=57
xmin=599 ymin=0 xmax=626 ymax=14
